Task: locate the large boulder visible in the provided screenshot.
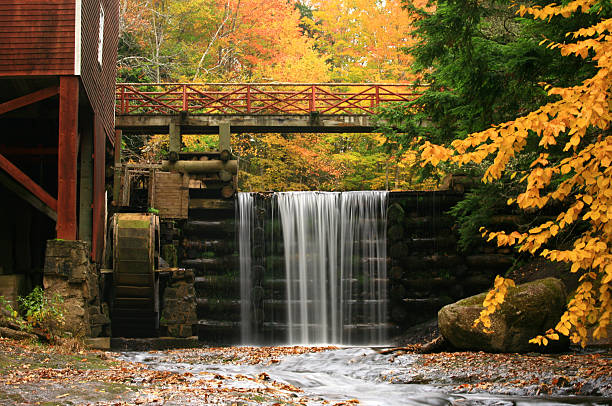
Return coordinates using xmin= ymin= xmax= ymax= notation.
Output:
xmin=438 ymin=277 xmax=567 ymax=353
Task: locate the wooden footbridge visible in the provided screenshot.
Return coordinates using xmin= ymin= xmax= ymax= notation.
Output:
xmin=115 ymin=83 xmax=424 ymax=134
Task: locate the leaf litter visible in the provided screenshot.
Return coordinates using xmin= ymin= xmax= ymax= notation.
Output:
xmin=0 ymin=338 xmax=611 ymax=405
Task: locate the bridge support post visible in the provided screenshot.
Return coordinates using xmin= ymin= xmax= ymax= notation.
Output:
xmin=169 ymin=121 xmax=181 ymax=162
xmin=219 ymin=122 xmax=231 ymax=161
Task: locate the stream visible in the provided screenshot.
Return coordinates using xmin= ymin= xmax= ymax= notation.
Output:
xmin=121 ymin=347 xmax=612 ymax=406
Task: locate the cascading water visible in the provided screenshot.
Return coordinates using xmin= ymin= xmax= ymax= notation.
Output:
xmin=238 ymin=193 xmax=254 ymax=343
xmin=277 ymin=192 xmax=341 ymax=344
xmin=238 ymin=191 xmax=389 ymax=345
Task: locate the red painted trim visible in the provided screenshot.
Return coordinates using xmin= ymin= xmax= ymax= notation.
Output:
xmin=57 ymin=76 xmax=79 ymax=240
xmin=116 ymin=83 xmax=426 ymax=115
xmin=0 ymin=152 xmax=57 ymax=212
xmin=0 ymin=85 xmax=59 ymax=115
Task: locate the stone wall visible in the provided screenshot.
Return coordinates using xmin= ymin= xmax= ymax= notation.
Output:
xmin=159 ymin=269 xmax=197 ymax=338
xmin=43 ymin=240 xmax=110 ymax=337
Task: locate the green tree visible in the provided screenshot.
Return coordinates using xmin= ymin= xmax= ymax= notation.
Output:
xmin=418 ymin=0 xmax=611 ymax=346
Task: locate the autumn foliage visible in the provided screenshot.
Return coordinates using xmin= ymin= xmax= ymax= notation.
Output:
xmin=421 ymin=0 xmax=611 ymax=346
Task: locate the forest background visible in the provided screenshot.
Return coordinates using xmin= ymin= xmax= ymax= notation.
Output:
xmin=117 ymin=0 xmax=424 ymax=191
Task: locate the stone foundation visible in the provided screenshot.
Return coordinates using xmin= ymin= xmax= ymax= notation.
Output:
xmin=43 ymin=240 xmax=110 ymax=337
xmin=160 ymin=269 xmax=197 ymax=338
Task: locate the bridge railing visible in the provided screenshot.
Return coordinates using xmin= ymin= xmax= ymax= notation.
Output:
xmin=115 ymin=83 xmax=424 ymax=115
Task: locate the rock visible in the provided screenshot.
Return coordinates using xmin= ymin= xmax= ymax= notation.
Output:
xmin=438 ymin=277 xmax=567 ymax=353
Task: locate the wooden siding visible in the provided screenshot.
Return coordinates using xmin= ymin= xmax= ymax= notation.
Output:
xmin=80 ymin=0 xmax=119 ymax=144
xmin=80 ymin=0 xmax=119 ymax=262
xmin=153 ymin=172 xmax=189 ymax=219
xmin=0 ymin=0 xmax=75 ymax=76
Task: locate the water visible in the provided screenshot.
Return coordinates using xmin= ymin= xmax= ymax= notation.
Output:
xmin=121 ymin=348 xmax=612 ymax=406
xmin=238 ymin=191 xmax=389 ymax=345
xmin=238 ymin=193 xmax=255 ymax=343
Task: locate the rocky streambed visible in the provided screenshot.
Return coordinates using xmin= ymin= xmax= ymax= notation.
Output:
xmin=120 ymin=346 xmax=612 ymax=405
xmin=0 ymin=339 xmax=611 ymax=405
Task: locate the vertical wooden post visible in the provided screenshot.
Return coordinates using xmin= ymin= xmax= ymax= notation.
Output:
xmin=219 ymin=122 xmax=231 ymax=152
xmin=246 ymin=85 xmax=251 ymax=113
xmin=113 ymin=129 xmax=122 ymax=205
xmin=92 ymin=116 xmax=106 ymax=262
xmin=120 ymin=85 xmax=125 ymax=114
xmin=182 ymin=84 xmax=187 ymax=112
xmin=57 ymin=76 xmax=79 ymax=240
xmin=310 ymin=85 xmax=316 ymax=112
xmin=169 ymin=120 xmax=181 ymax=161
xmin=78 ymin=116 xmax=93 ymax=245
xmin=375 ymin=85 xmax=380 ymax=106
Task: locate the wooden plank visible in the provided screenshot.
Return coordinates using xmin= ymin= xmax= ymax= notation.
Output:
xmin=0 ymin=38 xmax=73 ymax=46
xmin=0 ymin=147 xmax=58 ymax=156
xmin=0 ymin=86 xmax=59 ymax=115
xmin=116 ymin=260 xmax=151 ymax=274
xmin=153 ymin=172 xmax=189 ymax=219
xmin=0 ymin=171 xmax=56 ymax=221
xmin=56 ymin=76 xmax=78 ymax=240
xmin=0 ymin=152 xmax=57 ymax=212
xmin=115 ymin=286 xmax=154 ymax=298
xmin=116 ymin=237 xmax=149 ymax=249
xmin=117 ymin=247 xmax=150 ymax=261
xmin=0 ymin=0 xmax=76 ymax=77
xmin=115 ymin=273 xmax=154 ymax=286
xmin=113 ymin=299 xmax=154 ymax=309
xmin=0 ymin=69 xmax=74 ymax=76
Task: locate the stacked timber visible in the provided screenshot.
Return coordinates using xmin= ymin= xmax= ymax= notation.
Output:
xmin=162 ymin=151 xmax=237 ymax=203
xmin=386 ymin=191 xmax=516 ymax=330
xmin=173 ymin=155 xmax=239 ymax=343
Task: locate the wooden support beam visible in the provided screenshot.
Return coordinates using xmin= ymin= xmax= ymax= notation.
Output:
xmin=0 ymin=152 xmax=57 ymax=213
xmin=219 ymin=122 xmax=231 ymax=152
xmin=161 ymin=159 xmax=238 ymax=174
xmin=0 ymin=172 xmax=57 ymax=221
xmin=189 ymin=198 xmax=234 ymax=210
xmin=0 ymin=86 xmax=59 ymax=116
xmin=57 ymin=76 xmax=79 ymax=240
xmin=79 ymin=122 xmax=93 ymax=245
xmin=113 ymin=130 xmax=122 ymax=205
xmin=0 ymin=146 xmax=58 ymax=156
xmin=92 ymin=116 xmax=106 ymax=262
xmin=168 ymin=121 xmax=181 ymax=161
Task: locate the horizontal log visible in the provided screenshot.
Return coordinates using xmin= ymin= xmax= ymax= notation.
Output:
xmin=161 ymin=159 xmax=237 ymax=174
xmin=465 ymin=254 xmax=514 ymax=270
xmin=189 ymin=198 xmax=235 ymax=210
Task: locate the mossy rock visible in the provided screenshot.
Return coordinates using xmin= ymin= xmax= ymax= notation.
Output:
xmin=438 ymin=277 xmax=567 ymax=353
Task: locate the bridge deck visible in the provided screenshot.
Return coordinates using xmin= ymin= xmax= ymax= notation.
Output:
xmin=116 ymin=114 xmax=375 ymax=134
xmin=115 ymin=83 xmax=423 ymax=134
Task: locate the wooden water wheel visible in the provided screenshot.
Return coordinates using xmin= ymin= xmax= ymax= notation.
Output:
xmin=110 ymin=213 xmax=160 ymax=337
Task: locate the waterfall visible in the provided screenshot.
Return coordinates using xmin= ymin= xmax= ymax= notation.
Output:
xmin=237 ymin=193 xmax=254 ymax=343
xmin=238 ymin=191 xmax=389 ymax=345
xmin=277 ymin=192 xmax=340 ymax=344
